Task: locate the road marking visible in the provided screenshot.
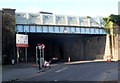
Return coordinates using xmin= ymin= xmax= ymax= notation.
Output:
xmin=56 ymin=67 xmax=68 ymax=73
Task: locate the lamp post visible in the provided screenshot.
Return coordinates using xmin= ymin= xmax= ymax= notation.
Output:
xmin=25 ymin=30 xmax=27 ymax=63
xmin=16 ymin=30 xmax=19 ymax=63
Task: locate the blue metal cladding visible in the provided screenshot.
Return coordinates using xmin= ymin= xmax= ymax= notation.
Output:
xmin=16 ymin=25 xmax=108 ymax=34
xmin=24 ymin=26 xmax=29 ymax=32
xmin=43 ymin=26 xmax=48 ymax=33
xmin=16 ymin=25 xmax=24 ymax=32
xmin=80 ymin=28 xmax=85 ymax=34
xmin=59 ymin=27 xmax=64 ymax=33
xmin=30 ymin=26 xmax=36 ymax=32
xmin=48 ymin=26 xmax=54 ymax=33
xmin=54 ymin=26 xmax=60 ymax=33
xmin=76 ymin=28 xmax=80 ymax=33
xmin=37 ymin=26 xmax=42 ymax=32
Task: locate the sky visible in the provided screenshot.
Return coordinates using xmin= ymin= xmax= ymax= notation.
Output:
xmin=0 ymin=0 xmax=119 ymax=17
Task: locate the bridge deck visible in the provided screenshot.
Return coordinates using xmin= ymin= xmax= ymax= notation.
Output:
xmin=16 ymin=24 xmax=108 ymax=34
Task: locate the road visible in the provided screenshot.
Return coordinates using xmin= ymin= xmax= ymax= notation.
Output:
xmin=19 ymin=61 xmax=119 ymax=81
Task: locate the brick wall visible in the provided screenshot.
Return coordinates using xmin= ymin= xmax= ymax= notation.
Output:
xmin=0 ymin=10 xmax=2 ymax=65
xmin=2 ymin=8 xmax=16 ymax=64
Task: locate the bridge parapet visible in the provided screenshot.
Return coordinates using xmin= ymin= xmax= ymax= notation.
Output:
xmin=15 ymin=12 xmax=104 ymax=27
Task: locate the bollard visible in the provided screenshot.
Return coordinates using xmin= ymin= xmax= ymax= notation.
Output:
xmin=107 ymin=56 xmax=111 ymax=62
xmin=68 ymin=56 xmax=70 ymax=62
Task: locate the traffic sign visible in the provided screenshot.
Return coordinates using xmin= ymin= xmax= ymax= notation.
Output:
xmin=37 ymin=44 xmax=45 ymax=50
xmin=38 ymin=45 xmax=42 ymax=50
xmin=41 ymin=44 xmax=45 ymax=49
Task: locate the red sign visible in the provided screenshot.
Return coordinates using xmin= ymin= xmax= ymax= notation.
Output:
xmin=16 ymin=44 xmax=29 ymax=47
xmin=41 ymin=44 xmax=45 ymax=49
xmin=37 ymin=44 xmax=45 ymax=50
xmin=16 ymin=34 xmax=28 ymax=47
xmin=38 ymin=45 xmax=42 ymax=50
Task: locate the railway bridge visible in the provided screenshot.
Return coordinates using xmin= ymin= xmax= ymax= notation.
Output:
xmin=15 ymin=12 xmax=109 ymax=62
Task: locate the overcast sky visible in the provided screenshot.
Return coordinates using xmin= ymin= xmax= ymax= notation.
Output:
xmin=0 ymin=0 xmax=119 ymax=17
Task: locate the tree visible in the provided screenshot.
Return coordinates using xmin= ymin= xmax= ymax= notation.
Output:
xmin=103 ymin=14 xmax=120 ymax=60
xmin=103 ymin=14 xmax=120 ymax=34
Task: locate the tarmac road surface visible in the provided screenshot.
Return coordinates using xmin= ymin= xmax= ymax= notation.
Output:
xmin=18 ymin=61 xmax=119 ymax=81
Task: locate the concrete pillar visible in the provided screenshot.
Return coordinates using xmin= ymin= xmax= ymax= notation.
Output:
xmin=104 ymin=35 xmax=111 ymax=60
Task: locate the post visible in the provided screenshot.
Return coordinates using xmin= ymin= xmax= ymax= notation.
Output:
xmin=25 ymin=47 xmax=27 ymax=62
xmin=25 ymin=31 xmax=28 ymax=63
xmin=40 ymin=49 xmax=42 ymax=69
xmin=16 ymin=31 xmax=19 ymax=63
xmin=17 ymin=47 xmax=19 ymax=63
xmin=36 ymin=46 xmax=38 ymax=64
xmin=38 ymin=48 xmax=42 ymax=70
xmin=41 ymin=44 xmax=45 ymax=66
xmin=42 ymin=49 xmax=44 ymax=64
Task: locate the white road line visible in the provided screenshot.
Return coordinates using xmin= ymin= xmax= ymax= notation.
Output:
xmin=56 ymin=67 xmax=68 ymax=73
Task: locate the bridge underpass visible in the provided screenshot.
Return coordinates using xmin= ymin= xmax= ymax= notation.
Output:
xmin=18 ymin=33 xmax=106 ymax=62
xmin=16 ymin=25 xmax=108 ymax=62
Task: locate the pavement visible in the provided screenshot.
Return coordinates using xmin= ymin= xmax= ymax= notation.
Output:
xmin=2 ymin=63 xmax=50 ymax=82
xmin=1 ymin=60 xmax=120 ymax=82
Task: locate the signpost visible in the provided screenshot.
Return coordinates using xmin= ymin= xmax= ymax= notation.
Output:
xmin=36 ymin=44 xmax=45 ymax=70
xmin=16 ymin=34 xmax=28 ymax=47
xmin=16 ymin=34 xmax=28 ymax=63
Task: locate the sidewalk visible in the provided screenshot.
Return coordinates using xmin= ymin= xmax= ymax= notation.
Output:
xmin=2 ymin=63 xmax=49 ymax=82
xmin=64 ymin=59 xmax=106 ymax=64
